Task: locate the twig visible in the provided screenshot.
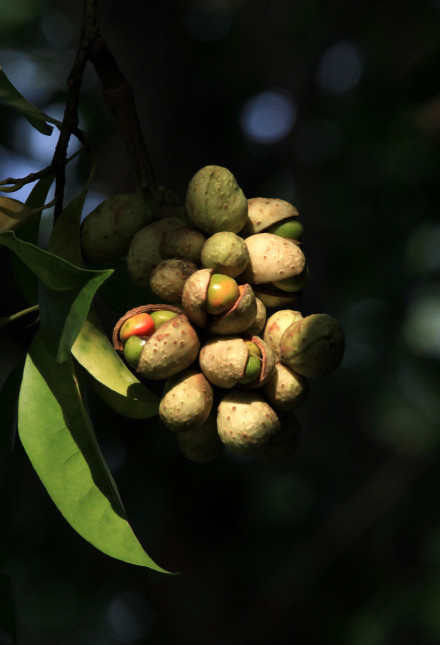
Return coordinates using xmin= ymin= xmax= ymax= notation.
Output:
xmin=0 ymin=148 xmax=85 ymax=193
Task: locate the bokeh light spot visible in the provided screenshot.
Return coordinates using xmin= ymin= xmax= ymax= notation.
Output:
xmin=240 ymin=90 xmax=296 ymax=144
xmin=403 ymin=292 xmax=440 ymax=358
xmin=316 ymin=40 xmax=362 ymax=93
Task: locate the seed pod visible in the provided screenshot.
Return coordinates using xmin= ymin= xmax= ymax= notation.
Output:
xmin=241 ymin=197 xmax=300 ymax=238
xmin=217 ymin=390 xmax=281 ymax=456
xmin=199 ymin=335 xmax=275 ymax=389
xmin=159 ymin=368 xmax=213 ymax=432
xmin=113 ymin=304 xmax=200 ymax=380
xmin=126 ymin=217 xmax=185 ymax=287
xmin=160 ymin=226 xmax=206 ymax=263
xmin=176 ymin=412 xmax=223 ymax=463
xmin=263 ymin=309 xmax=303 ymax=357
xmin=150 ymin=258 xmax=198 ymax=304
xmin=279 ymin=313 xmax=345 ymax=377
xmin=252 ymin=289 xmax=301 ymax=309
xmin=201 ymin=231 xmax=250 ymax=278
xmin=181 ymin=268 xmax=258 ymax=334
xmin=239 ymin=233 xmax=306 ymax=286
xmin=244 ymin=297 xmax=267 ymax=336
xmin=80 ymin=192 xmax=154 ymax=262
xmin=263 ymin=362 xmax=309 ymax=411
xmin=185 ymin=165 xmax=248 ymax=235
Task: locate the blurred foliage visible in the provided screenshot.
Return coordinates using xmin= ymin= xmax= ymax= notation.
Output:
xmin=1 ymin=0 xmax=440 ymax=643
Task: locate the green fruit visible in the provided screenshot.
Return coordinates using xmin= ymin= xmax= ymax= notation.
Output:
xmin=124 ymin=335 xmax=147 ymax=369
xmin=206 ymin=274 xmax=240 ymax=315
xmin=279 ymin=313 xmax=345 ymax=377
xmin=245 ymin=340 xmax=262 ymax=357
xmin=240 ymin=353 xmax=261 ymax=384
xmin=267 ymin=218 xmax=303 ymax=241
xmin=150 ymin=310 xmax=178 ymax=329
xmin=185 ymin=165 xmax=248 ymax=235
xmin=201 ymin=231 xmax=250 ymax=277
xmin=272 ymin=266 xmax=309 ymax=293
xmin=80 ymin=192 xmax=153 ymax=262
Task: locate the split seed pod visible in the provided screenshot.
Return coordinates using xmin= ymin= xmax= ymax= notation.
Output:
xmin=199 ymin=335 xmax=275 ymax=389
xmin=263 ymin=309 xmax=303 ymax=357
xmin=241 ymin=197 xmax=300 ymax=238
xmin=263 ymin=362 xmax=309 ymax=411
xmin=113 ymin=304 xmax=200 ymax=380
xmin=181 ymin=268 xmax=258 ymax=334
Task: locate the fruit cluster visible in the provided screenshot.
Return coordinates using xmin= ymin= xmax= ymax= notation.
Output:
xmin=81 ymin=165 xmax=345 ymax=463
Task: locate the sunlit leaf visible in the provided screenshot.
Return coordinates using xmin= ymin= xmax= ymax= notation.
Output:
xmin=18 ymin=331 xmax=171 ymax=573
xmin=0 ymin=66 xmax=63 ymax=135
xmin=72 ymin=316 xmax=159 ymax=419
xmin=0 ymin=231 xmax=112 ymax=361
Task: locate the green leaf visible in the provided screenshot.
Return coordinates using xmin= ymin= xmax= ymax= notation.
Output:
xmin=11 ymin=174 xmax=55 ymax=304
xmin=0 ymin=574 xmax=17 ymax=645
xmin=18 ymin=331 xmax=171 ymax=573
xmin=72 ymin=316 xmax=159 ymax=419
xmin=0 ymin=66 xmax=63 ymax=135
xmin=0 ymin=360 xmax=24 ymax=454
xmin=0 ymin=230 xmax=112 ymax=361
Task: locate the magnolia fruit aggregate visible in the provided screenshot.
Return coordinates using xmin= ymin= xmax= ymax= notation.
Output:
xmin=89 ymin=164 xmax=345 ymax=463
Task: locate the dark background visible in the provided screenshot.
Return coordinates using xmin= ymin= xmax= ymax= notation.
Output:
xmin=1 ymin=1 xmax=440 ymax=643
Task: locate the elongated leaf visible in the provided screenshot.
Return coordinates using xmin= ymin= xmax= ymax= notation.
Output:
xmin=72 ymin=316 xmax=159 ymax=419
xmin=10 ymin=174 xmax=55 ymax=304
xmin=18 ymin=331 xmax=170 ymax=572
xmin=0 ymin=360 xmax=24 ymax=453
xmin=0 ymin=67 xmax=63 ymax=135
xmin=0 ymin=231 xmax=112 ymax=361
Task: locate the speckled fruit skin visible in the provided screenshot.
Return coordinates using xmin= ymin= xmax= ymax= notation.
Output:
xmin=238 ymin=233 xmax=306 ymax=285
xmin=149 ymin=258 xmax=198 ymax=304
xmin=176 ymin=412 xmax=223 ymax=463
xmin=217 ymin=391 xmax=281 ymax=456
xmin=241 ymin=197 xmax=299 ymax=237
xmin=113 ymin=305 xmax=200 ymax=380
xmin=80 ymin=192 xmax=153 ymax=262
xmin=279 ymin=313 xmax=345 ymax=377
xmin=263 ymin=309 xmax=303 ymax=357
xmin=263 ymin=362 xmax=309 ymax=411
xmin=201 ymin=231 xmax=250 ymax=278
xmin=185 ymin=165 xmax=248 ymax=235
xmin=159 ymin=368 xmax=213 ymax=432
xmin=245 ymin=297 xmax=267 ymax=336
xmin=126 ymin=217 xmax=185 ymax=287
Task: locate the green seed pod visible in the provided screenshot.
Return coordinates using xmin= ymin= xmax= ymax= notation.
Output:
xmin=185 ymin=165 xmax=248 ymax=235
xmin=80 ymin=192 xmax=153 ymax=262
xmin=279 ymin=313 xmax=345 ymax=377
xmin=217 ymin=390 xmax=281 ymax=456
xmin=159 ymin=368 xmax=213 ymax=432
xmin=176 ymin=412 xmax=223 ymax=463
xmin=126 ymin=217 xmax=185 ymax=287
xmin=113 ymin=304 xmax=200 ymax=380
xmin=241 ymin=197 xmax=299 ymax=237
xmin=263 ymin=362 xmax=309 ymax=411
xmin=160 ymin=226 xmax=206 ymax=263
xmin=150 ymin=258 xmax=198 ymax=304
xmin=263 ymin=309 xmax=303 ymax=357
xmin=201 ymin=231 xmax=250 ymax=277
